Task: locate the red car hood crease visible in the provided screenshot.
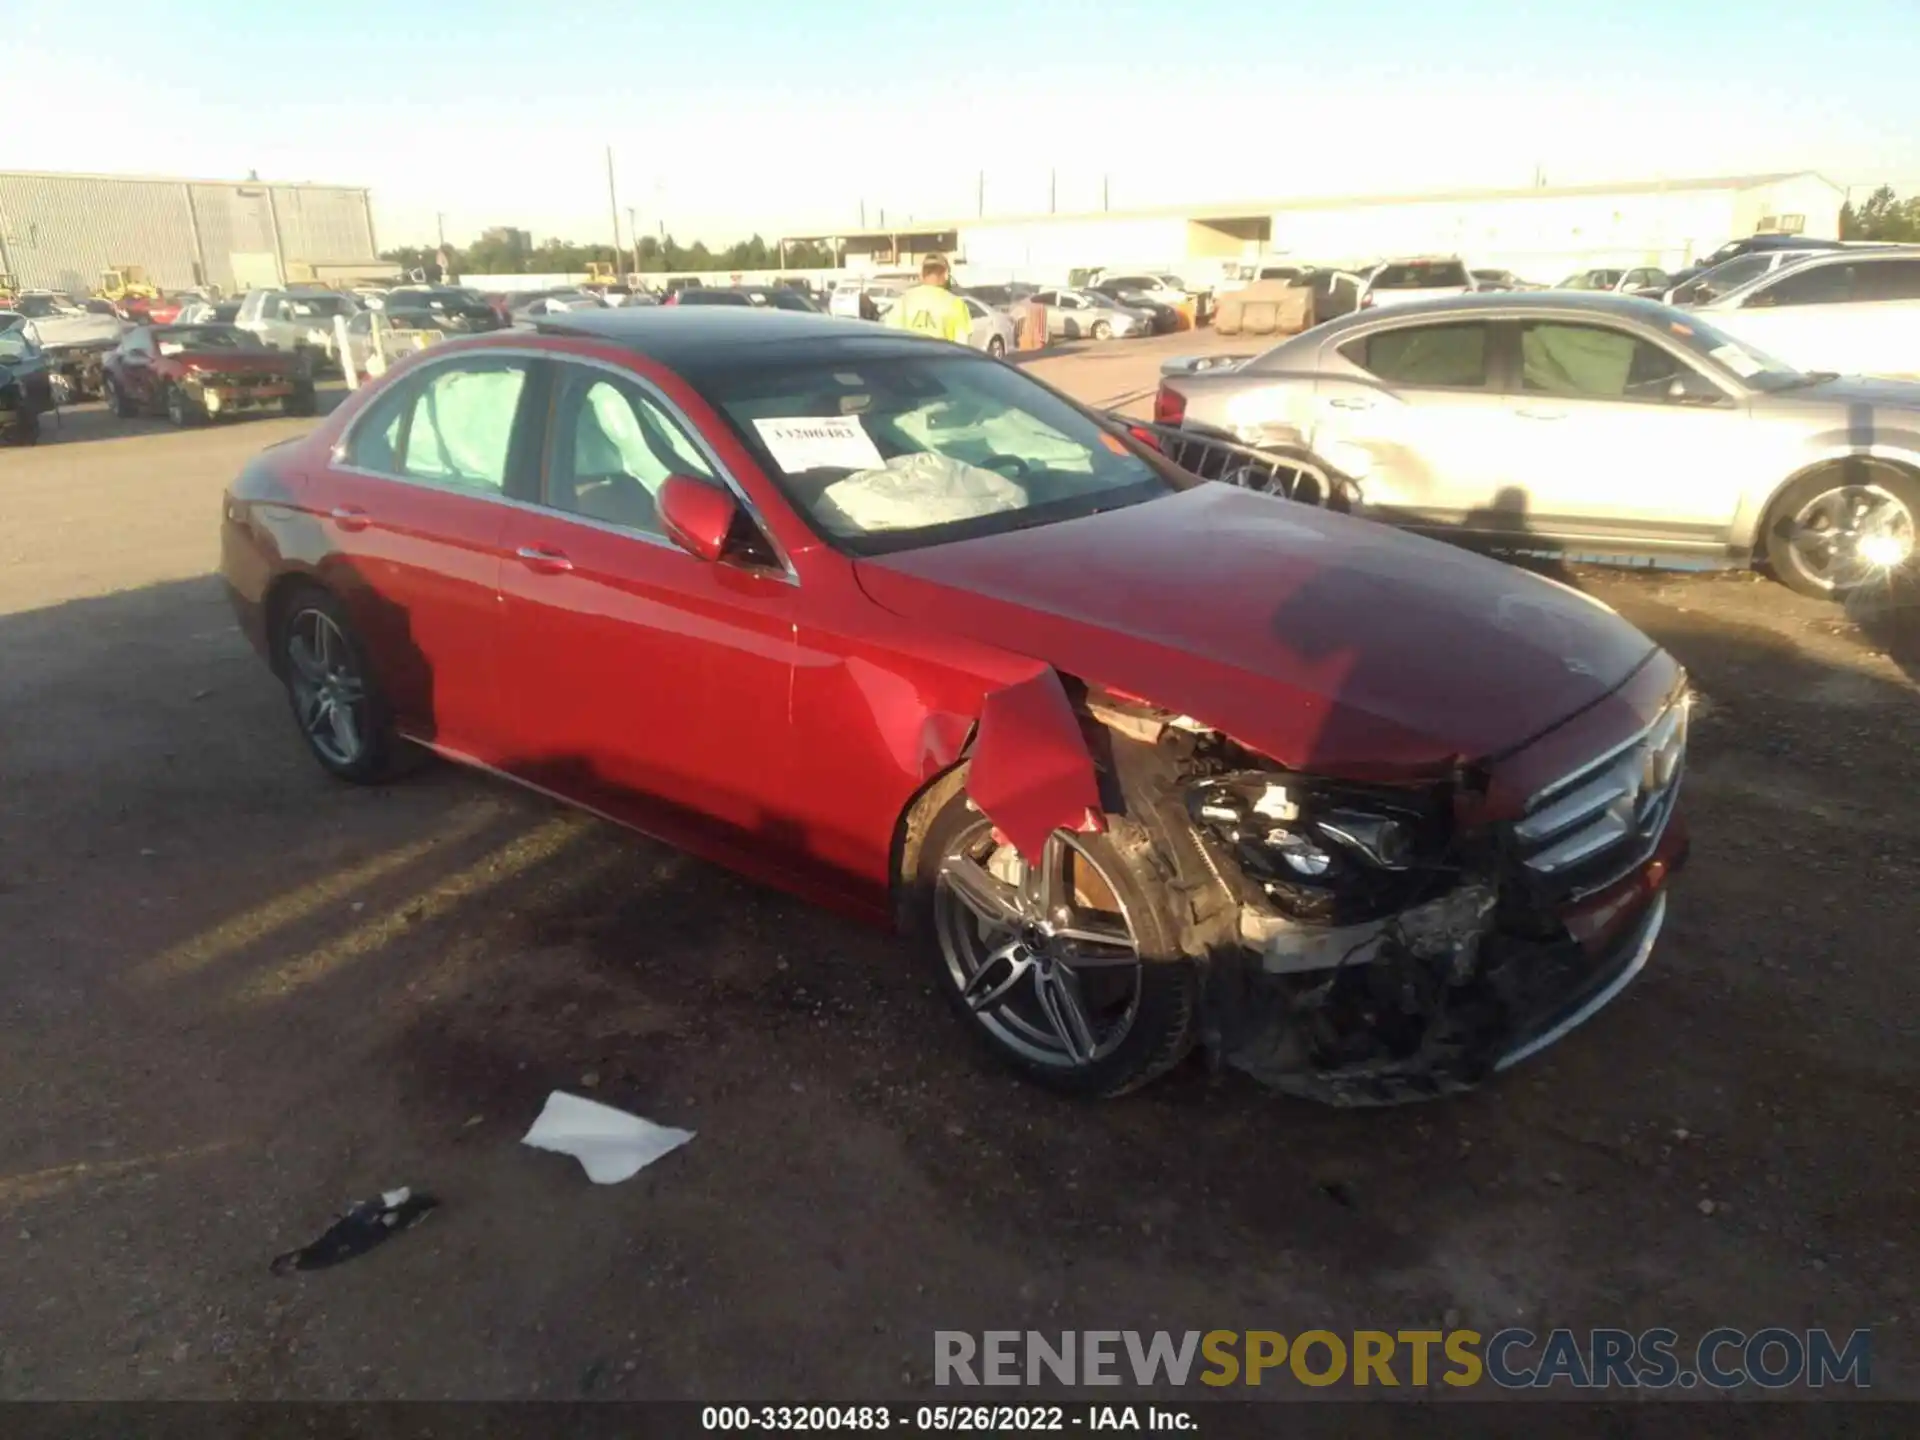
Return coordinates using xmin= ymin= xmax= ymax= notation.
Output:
xmin=853 ymin=486 xmax=1658 ymax=779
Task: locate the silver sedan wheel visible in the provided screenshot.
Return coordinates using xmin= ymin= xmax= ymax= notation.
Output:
xmin=1786 ymin=483 xmax=1916 ymax=592
xmin=285 ymin=609 xmax=370 ymax=767
xmin=934 ymin=822 xmax=1142 ymax=1070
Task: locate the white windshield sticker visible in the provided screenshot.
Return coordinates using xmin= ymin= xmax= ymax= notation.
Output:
xmin=1709 ymin=342 xmax=1764 ymax=378
xmin=752 ymin=415 xmax=884 ymax=473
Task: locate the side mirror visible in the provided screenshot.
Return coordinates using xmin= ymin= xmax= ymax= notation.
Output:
xmin=1667 ymin=374 xmax=1723 ymax=405
xmin=659 ymin=474 xmax=741 ymax=562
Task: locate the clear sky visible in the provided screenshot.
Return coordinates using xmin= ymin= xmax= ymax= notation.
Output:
xmin=12 ymin=0 xmax=1919 ymax=249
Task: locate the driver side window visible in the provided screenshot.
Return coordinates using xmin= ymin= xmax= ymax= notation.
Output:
xmin=541 ymin=365 xmax=715 ymax=536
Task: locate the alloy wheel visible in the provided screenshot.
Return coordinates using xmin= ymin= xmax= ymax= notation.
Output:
xmin=934 ymin=822 xmax=1143 ymax=1070
xmin=1786 ymin=483 xmax=1916 ymax=592
xmin=285 ymin=609 xmax=371 ymax=767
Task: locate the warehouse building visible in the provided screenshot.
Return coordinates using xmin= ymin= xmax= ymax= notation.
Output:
xmin=0 ymin=169 xmax=380 ymax=296
xmin=786 ymin=172 xmax=1845 ymax=286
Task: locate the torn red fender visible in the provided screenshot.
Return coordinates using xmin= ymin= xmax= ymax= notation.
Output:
xmin=965 ymin=669 xmax=1104 ymax=862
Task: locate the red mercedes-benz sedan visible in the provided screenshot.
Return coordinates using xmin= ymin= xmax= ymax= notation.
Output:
xmin=220 ymin=308 xmax=1687 ymax=1101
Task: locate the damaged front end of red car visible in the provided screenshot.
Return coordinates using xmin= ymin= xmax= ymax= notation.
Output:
xmin=963 ymin=661 xmax=1690 ymax=1105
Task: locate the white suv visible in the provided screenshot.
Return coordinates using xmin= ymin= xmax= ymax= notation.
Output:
xmin=1699 ymin=248 xmax=1920 ymax=378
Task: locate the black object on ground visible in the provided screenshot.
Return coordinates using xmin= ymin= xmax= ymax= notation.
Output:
xmin=270 ymin=1187 xmax=439 ymax=1275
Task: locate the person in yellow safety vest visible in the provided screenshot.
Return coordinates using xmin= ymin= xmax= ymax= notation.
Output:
xmin=887 ymin=253 xmax=972 ymax=345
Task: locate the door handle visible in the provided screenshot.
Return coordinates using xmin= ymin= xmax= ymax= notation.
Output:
xmin=1515 ymin=406 xmax=1567 ymax=421
xmin=329 ymin=506 xmax=370 ymax=531
xmin=515 ymin=545 xmax=574 ymax=574
xmin=1327 ymin=396 xmax=1374 ymax=410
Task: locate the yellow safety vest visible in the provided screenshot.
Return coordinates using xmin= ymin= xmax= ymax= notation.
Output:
xmin=888 ymin=284 xmax=973 ymax=345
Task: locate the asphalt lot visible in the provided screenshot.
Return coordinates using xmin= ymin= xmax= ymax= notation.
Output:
xmin=2 ymin=328 xmax=1917 ymax=1408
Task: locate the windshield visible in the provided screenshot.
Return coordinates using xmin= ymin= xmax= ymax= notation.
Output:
xmin=1375 ymin=260 xmax=1468 ymax=288
xmin=15 ymin=295 xmax=79 ymax=318
xmin=0 ymin=324 xmax=40 ymax=362
xmin=1657 ymin=311 xmax=1808 ymax=391
xmin=152 ymin=325 xmax=265 ymax=350
xmin=285 ymin=295 xmax=354 ymax=318
xmin=693 ymin=351 xmax=1171 ymax=556
xmin=1683 ymin=253 xmax=1774 ymax=298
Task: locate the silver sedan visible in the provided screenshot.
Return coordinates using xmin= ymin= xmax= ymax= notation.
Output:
xmin=960 ymin=294 xmax=1017 ymax=357
xmin=1028 ymin=287 xmax=1152 ymax=341
xmin=1154 ymin=291 xmax=1920 ymax=597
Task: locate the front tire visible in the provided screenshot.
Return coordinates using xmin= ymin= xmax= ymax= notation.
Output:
xmin=275 ymin=586 xmax=405 ymax=783
xmin=915 ymin=796 xmax=1195 ymax=1097
xmin=1091 ymin=320 xmax=1113 ymax=341
xmin=1763 ymin=462 xmax=1920 ymax=598
xmin=164 ymin=384 xmax=199 ymax=428
xmin=105 ymin=375 xmax=137 ymax=418
xmin=6 ymin=408 xmax=40 ymax=445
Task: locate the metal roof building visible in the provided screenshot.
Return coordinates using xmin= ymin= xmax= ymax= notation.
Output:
xmin=0 ymin=169 xmax=379 ymax=296
xmin=785 ymin=172 xmax=1846 ymax=285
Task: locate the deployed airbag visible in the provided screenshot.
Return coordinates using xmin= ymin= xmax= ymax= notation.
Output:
xmin=817 ymin=451 xmax=1028 ymax=535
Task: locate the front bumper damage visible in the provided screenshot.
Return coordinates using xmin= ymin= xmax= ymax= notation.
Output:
xmin=1213 ymin=825 xmax=1685 ymax=1105
xmin=961 ymin=668 xmax=1689 ymax=1105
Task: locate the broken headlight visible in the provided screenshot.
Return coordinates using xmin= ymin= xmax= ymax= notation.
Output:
xmin=1186 ymin=773 xmax=1450 ymax=924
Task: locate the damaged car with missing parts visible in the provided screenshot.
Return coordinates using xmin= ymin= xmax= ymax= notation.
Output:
xmin=219 ymin=308 xmax=1688 ymax=1103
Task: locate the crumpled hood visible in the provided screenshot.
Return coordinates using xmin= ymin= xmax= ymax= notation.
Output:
xmin=854 ymin=485 xmax=1659 ymax=778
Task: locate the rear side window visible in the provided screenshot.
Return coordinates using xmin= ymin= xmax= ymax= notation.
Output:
xmin=1340 ymin=321 xmax=1490 ymax=388
xmin=1858 ymin=259 xmax=1920 ymax=302
xmin=1373 ymin=261 xmax=1469 ymax=289
xmin=347 ymin=358 xmax=530 ymax=490
xmin=1748 ymin=262 xmax=1855 ymax=308
xmin=404 ymin=362 xmax=528 ymax=490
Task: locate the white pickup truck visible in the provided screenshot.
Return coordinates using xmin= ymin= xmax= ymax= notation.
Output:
xmin=1355 ymin=256 xmax=1475 ymax=310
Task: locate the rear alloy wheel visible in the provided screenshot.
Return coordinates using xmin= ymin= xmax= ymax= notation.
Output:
xmin=918 ymin=800 xmax=1194 ymax=1096
xmin=1091 ymin=320 xmax=1113 ymax=341
xmin=987 ymin=334 xmax=1007 ymax=359
xmin=164 ymin=384 xmax=198 ymax=428
xmin=276 ymin=588 xmax=403 ymax=783
xmin=1765 ymin=464 xmax=1919 ymax=597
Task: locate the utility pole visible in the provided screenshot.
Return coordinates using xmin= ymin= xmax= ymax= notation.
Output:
xmin=436 ymin=211 xmax=446 ymax=248
xmin=1102 ymin=174 xmax=1109 ymax=212
xmin=977 ymin=170 xmax=984 ymax=218
xmin=606 ymin=146 xmax=622 ymax=269
xmin=860 ymin=199 xmax=867 ymax=228
xmin=1049 ymin=169 xmax=1056 ymax=214
xmin=627 ymin=205 xmax=639 ymax=279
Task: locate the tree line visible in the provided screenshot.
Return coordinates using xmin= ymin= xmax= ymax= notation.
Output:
xmin=381 ymin=230 xmax=837 ymax=278
xmin=1839 ymin=185 xmax=1920 ymax=243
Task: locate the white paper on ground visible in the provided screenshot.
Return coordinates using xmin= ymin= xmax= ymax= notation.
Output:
xmin=520 ymin=1091 xmax=695 ymax=1184
xmin=752 ymin=415 xmax=885 ymax=474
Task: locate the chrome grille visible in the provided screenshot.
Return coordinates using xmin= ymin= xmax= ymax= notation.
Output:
xmin=1512 ymin=692 xmax=1688 ymax=899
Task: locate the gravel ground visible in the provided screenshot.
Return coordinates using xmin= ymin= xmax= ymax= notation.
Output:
xmin=1 ymin=338 xmax=1916 ymax=1410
